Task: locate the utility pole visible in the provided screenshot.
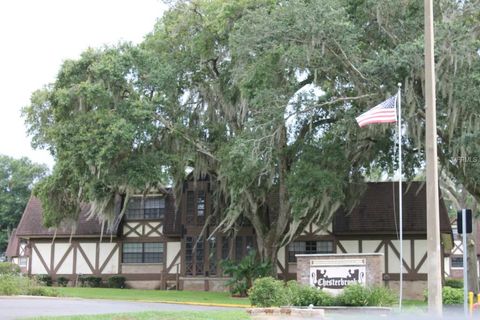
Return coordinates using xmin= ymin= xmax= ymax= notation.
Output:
xmin=425 ymin=0 xmax=442 ymax=316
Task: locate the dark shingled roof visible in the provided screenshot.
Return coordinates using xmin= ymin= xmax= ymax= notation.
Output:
xmin=333 ymin=182 xmax=451 ymax=235
xmin=16 ymin=196 xmax=113 ymax=238
xmin=5 ymin=229 xmax=19 ymax=257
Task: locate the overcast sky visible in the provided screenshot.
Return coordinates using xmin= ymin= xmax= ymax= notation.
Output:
xmin=0 ymin=0 xmax=167 ymax=169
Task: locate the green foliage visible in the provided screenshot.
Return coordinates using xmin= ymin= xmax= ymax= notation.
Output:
xmin=36 ymin=275 xmax=52 ymax=286
xmin=336 ymin=284 xmax=396 ymax=307
xmin=442 ymin=287 xmax=464 ymax=305
xmin=22 ymin=0 xmax=480 ymax=266
xmin=0 ymin=155 xmax=47 ymax=251
xmin=221 ymin=250 xmax=271 ymax=296
xmin=107 ymin=276 xmax=126 ymax=288
xmin=79 ymin=276 xmax=103 ymax=288
xmin=56 ymin=276 xmax=69 ymax=287
xmin=445 ymin=278 xmax=463 ymax=289
xmin=365 ymin=286 xmax=397 ymax=307
xmin=0 ymin=262 xmax=21 ymax=275
xmin=284 ymin=281 xmax=334 ymax=306
xmin=248 ymin=277 xmax=287 ymax=307
xmin=335 ymin=283 xmax=370 ymax=306
xmin=0 ymin=274 xmax=58 ymax=296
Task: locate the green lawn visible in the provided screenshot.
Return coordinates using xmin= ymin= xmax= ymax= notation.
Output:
xmin=55 ymin=287 xmax=250 ymax=306
xmin=29 ymin=311 xmax=250 ymax=320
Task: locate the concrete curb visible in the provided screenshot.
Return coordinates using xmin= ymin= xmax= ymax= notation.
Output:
xmin=0 ymin=295 xmax=250 ymax=308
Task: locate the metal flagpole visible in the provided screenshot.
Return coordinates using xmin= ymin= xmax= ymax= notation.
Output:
xmin=397 ymin=83 xmax=403 ymax=311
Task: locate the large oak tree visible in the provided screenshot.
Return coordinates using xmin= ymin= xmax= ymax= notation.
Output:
xmin=24 ymin=0 xmax=480 ymax=267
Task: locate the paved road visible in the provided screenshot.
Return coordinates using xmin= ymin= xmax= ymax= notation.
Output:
xmin=0 ymin=297 xmax=242 ymax=320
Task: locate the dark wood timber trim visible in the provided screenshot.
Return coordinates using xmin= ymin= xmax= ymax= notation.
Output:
xmin=166 ymin=251 xmax=181 ymax=273
xmin=410 ymin=240 xmax=415 ymax=272
xmin=54 ymin=245 xmax=74 ymax=274
xmin=336 ymin=241 xmax=347 ymax=253
xmin=31 ymin=243 xmax=50 ymax=274
xmin=76 ymin=243 xmax=95 ymax=273
xmin=384 ymin=273 xmax=427 ymax=281
xmin=384 ymin=241 xmax=389 ymax=273
xmin=276 ymin=259 xmax=286 ymax=274
xmin=374 ymin=240 xmax=385 ymax=253
xmin=118 ymin=242 xmax=122 ymax=274
xmin=414 ymin=252 xmax=428 ymax=273
xmin=99 ymin=244 xmax=119 ymax=273
xmin=388 ymin=241 xmax=412 ymax=273
xmin=123 ymin=223 xmax=142 ymax=237
xmin=27 ymin=242 xmax=33 ymax=276
xmin=95 ymin=243 xmax=100 ymax=272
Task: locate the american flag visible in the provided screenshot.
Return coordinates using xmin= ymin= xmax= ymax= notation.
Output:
xmin=355 ymin=95 xmax=397 ymax=127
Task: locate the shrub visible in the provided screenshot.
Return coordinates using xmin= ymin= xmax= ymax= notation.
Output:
xmin=336 ymin=283 xmax=370 ymax=306
xmin=26 ymin=286 xmax=59 ymax=296
xmin=107 ymin=276 xmax=126 ymax=288
xmin=285 ymin=281 xmax=334 ymax=306
xmin=36 ymin=275 xmax=52 ymax=286
xmin=366 ymin=286 xmax=397 ymax=307
xmin=0 ymin=262 xmax=20 ymax=275
xmin=442 ymin=286 xmax=463 ymax=305
xmin=79 ymin=276 xmax=102 ymax=288
xmin=56 ymin=276 xmax=69 ymax=287
xmin=221 ymin=250 xmax=271 ymax=297
xmin=248 ymin=277 xmax=287 ymax=307
xmin=0 ymin=274 xmax=58 ymax=296
xmin=445 ymin=278 xmax=463 ymax=289
xmin=424 ymin=286 xmax=463 ymax=304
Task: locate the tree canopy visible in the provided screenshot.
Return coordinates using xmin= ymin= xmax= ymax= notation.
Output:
xmin=23 ymin=0 xmax=480 ymax=264
xmin=0 ymin=155 xmax=47 ymax=252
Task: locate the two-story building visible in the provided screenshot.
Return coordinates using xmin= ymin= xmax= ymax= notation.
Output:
xmin=6 ymin=180 xmax=452 ymax=298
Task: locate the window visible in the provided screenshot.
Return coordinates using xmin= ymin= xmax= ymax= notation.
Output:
xmin=122 ymin=243 xmax=164 ymax=263
xmin=288 ymin=240 xmax=334 ymax=262
xmin=185 ymin=236 xmax=205 ymax=276
xmin=186 ymin=192 xmax=195 ymax=224
xmin=197 ymin=192 xmax=205 ymax=225
xmin=19 ymin=257 xmax=27 ymax=267
xmin=451 ymin=256 xmax=463 ymax=268
xmin=126 ymin=196 xmax=165 ymax=220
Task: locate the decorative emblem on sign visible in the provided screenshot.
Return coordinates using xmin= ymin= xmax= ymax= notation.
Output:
xmin=312 ymin=268 xmax=365 ymax=289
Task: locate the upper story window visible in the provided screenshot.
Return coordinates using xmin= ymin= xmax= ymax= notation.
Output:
xmin=126 ymin=196 xmax=165 ymax=220
xmin=288 ymin=240 xmax=334 ymax=262
xmin=186 ymin=191 xmax=207 ymax=225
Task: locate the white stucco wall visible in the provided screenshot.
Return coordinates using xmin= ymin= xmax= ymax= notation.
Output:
xmin=166 ymin=241 xmax=181 ymax=272
xmin=31 ymin=243 xmax=50 ymax=274
xmin=99 ymin=243 xmax=119 ymax=274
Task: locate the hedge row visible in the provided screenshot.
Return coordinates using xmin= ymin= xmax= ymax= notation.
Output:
xmin=248 ymin=277 xmax=396 ymax=307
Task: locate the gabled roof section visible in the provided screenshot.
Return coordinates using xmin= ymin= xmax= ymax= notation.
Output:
xmin=333 ymin=182 xmax=451 ymax=235
xmin=5 ymin=229 xmax=19 ymax=257
xmin=16 ymin=196 xmax=114 ymax=238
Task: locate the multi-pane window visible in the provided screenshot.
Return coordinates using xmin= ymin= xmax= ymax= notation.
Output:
xmin=221 ymin=236 xmax=230 ymax=260
xmin=288 ymin=240 xmax=334 ymax=262
xmin=209 ymin=237 xmax=217 ymax=276
xmin=122 ymin=243 xmax=164 ymax=263
xmin=185 ymin=236 xmax=205 ymax=276
xmin=186 ymin=192 xmax=195 ymax=224
xmin=197 ymin=192 xmax=205 ymax=225
xmin=451 ymin=256 xmax=463 ymax=268
xmin=126 ymin=196 xmax=165 ymax=219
